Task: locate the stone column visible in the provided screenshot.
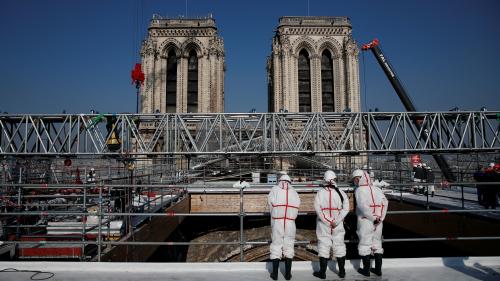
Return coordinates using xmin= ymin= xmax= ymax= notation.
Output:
xmin=217 ymin=55 xmax=224 ymax=112
xmin=289 ymin=54 xmax=297 ymax=112
xmin=272 ymin=50 xmax=281 ymax=112
xmin=334 ymin=53 xmax=345 ymax=112
xmin=178 ymin=55 xmax=188 ymax=113
xmin=311 ymin=54 xmax=322 ymax=112
xmin=158 ymin=56 xmax=166 ymax=113
xmin=140 ymin=52 xmax=154 ymax=114
xmin=345 ymin=43 xmax=360 ymax=112
xmin=281 ymin=49 xmax=289 ymax=112
xmin=197 ymin=53 xmax=204 ymax=113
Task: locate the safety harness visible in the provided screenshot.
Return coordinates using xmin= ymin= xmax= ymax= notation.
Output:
xmin=359 ymin=172 xmax=385 ymax=220
xmin=271 ymin=181 xmax=299 ymax=231
xmin=321 ymin=184 xmax=344 ymax=234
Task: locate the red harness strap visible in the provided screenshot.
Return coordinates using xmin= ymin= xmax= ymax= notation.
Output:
xmin=271 ymin=182 xmax=298 ymax=231
xmin=360 ymin=172 xmax=385 ymax=219
xmin=319 ymin=187 xmax=343 ymax=234
xmin=272 ymin=204 xmax=299 ymax=208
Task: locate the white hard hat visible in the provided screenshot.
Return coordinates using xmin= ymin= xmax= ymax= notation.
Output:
xmin=90 ymin=168 xmax=95 ymax=171
xmin=323 ymin=170 xmax=337 ymax=183
xmin=490 ymin=163 xmax=495 ymax=168
xmin=279 ymin=174 xmax=291 ymax=183
xmin=352 ymin=169 xmax=364 ymax=178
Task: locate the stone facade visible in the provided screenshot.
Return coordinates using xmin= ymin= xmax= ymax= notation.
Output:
xmin=140 ymin=16 xmax=225 ymax=113
xmin=267 ymin=16 xmax=360 ymax=113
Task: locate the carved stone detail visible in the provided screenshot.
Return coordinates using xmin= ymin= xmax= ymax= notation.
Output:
xmin=140 ymin=17 xmax=224 ymax=115
xmin=267 ymin=16 xmax=360 ymax=114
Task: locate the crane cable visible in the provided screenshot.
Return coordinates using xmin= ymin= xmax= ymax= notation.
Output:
xmin=132 ymin=0 xmax=143 ymax=64
xmin=131 ymin=0 xmax=136 ymax=65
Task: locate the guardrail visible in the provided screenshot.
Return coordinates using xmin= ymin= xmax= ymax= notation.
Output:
xmin=1 ymin=181 xmax=499 ymax=262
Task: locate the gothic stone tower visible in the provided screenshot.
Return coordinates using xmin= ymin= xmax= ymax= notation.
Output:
xmin=140 ymin=16 xmax=225 ymax=114
xmin=267 ymin=16 xmax=360 ymax=113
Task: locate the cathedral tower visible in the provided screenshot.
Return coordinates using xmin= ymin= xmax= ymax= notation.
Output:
xmin=267 ymin=16 xmax=360 ymax=113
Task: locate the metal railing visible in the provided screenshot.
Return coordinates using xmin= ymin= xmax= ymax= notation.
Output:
xmin=1 ymin=181 xmax=500 ymax=262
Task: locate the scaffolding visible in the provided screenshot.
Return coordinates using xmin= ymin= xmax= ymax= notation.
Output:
xmin=1 ymin=182 xmax=500 ymax=262
xmin=0 ymin=111 xmax=498 ymax=156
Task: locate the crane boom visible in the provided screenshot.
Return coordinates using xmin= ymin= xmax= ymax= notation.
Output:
xmin=362 ymin=38 xmax=456 ymax=182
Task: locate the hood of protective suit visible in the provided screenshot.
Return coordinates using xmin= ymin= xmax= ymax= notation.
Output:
xmin=356 ymin=170 xmax=372 ymax=187
xmin=278 ymin=180 xmax=291 ymax=190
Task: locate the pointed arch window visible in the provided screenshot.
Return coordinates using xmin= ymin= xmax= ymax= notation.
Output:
xmin=321 ymin=50 xmax=334 ymax=112
xmin=166 ymin=50 xmax=177 ymax=113
xmin=187 ymin=50 xmax=198 ymax=113
xmin=298 ymin=49 xmax=311 ymax=112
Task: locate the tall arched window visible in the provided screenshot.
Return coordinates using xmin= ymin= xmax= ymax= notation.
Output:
xmin=187 ymin=50 xmax=198 ymax=113
xmin=298 ymin=49 xmax=311 ymax=112
xmin=166 ymin=50 xmax=177 ymax=113
xmin=321 ymin=50 xmax=334 ymax=112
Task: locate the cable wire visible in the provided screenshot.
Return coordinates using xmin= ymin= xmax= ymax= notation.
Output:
xmin=0 ymin=268 xmax=55 ymax=280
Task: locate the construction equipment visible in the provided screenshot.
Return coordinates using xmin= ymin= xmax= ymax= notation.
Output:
xmin=362 ymin=38 xmax=455 ymax=181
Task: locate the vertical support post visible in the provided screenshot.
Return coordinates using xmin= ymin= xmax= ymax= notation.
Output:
xmin=148 ymin=183 xmax=151 ymax=214
xmin=461 ymin=184 xmax=465 ymax=209
xmin=97 ymin=183 xmax=103 ymax=262
xmin=82 ymin=186 xmax=87 ymax=260
xmin=263 ymin=114 xmax=268 ymax=153
xmin=426 ymin=185 xmax=429 ymax=210
xmin=457 ymin=160 xmax=464 ymax=209
xmin=400 ymin=184 xmax=403 ymax=203
xmin=16 ymin=167 xmax=22 ymax=239
xmin=239 ymin=186 xmax=244 ymax=262
xmin=16 ymin=188 xmax=21 ymax=239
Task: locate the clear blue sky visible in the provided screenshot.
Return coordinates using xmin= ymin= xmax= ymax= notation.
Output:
xmin=1 ymin=0 xmax=499 ymax=114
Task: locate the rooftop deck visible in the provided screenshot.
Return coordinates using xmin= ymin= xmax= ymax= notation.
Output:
xmin=1 ymin=257 xmax=499 ymax=280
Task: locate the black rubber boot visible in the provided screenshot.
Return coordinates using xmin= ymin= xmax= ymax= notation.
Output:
xmin=357 ymin=255 xmax=370 ymax=277
xmin=284 ymin=258 xmax=292 ymax=280
xmin=270 ymin=259 xmax=279 ymax=280
xmin=371 ymin=253 xmax=383 ymax=276
xmin=337 ymin=256 xmax=346 ymax=278
xmin=313 ymin=257 xmax=328 ymax=279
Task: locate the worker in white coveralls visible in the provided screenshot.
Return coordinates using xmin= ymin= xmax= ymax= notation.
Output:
xmin=352 ymin=169 xmax=388 ymax=277
xmin=313 ymin=170 xmax=349 ymax=279
xmin=268 ymin=174 xmax=301 ymax=280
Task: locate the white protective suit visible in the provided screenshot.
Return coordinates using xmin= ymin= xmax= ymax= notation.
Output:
xmin=314 ymin=184 xmax=349 ymax=258
xmin=268 ymin=177 xmax=301 ymax=259
xmin=355 ymin=171 xmax=389 ymax=256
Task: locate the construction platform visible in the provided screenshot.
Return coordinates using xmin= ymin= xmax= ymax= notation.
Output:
xmin=0 ymin=257 xmax=499 ymax=281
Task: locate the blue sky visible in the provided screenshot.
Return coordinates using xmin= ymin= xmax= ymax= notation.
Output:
xmin=0 ymin=0 xmax=499 ymax=114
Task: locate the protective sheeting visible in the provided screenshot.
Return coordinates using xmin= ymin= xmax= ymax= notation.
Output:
xmin=0 ymin=257 xmax=499 ymax=281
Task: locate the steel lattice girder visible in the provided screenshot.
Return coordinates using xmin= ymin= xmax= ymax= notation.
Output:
xmin=0 ymin=112 xmax=499 ymax=156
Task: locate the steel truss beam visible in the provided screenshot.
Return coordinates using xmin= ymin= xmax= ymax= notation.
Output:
xmin=0 ymin=112 xmax=499 ymax=156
